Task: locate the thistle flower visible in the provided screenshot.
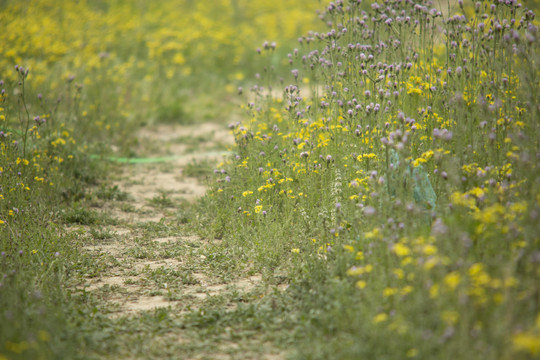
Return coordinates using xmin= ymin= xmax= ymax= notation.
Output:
xmin=363 ymin=206 xmax=376 ymax=216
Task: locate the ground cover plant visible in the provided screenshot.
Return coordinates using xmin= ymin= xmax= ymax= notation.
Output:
xmin=198 ymin=0 xmax=540 ymax=358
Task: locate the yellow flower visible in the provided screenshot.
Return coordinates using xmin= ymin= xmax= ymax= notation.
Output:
xmin=423 ymin=244 xmax=437 ymax=256
xmin=444 ymin=272 xmax=461 ymax=291
xmin=401 ymin=257 xmax=413 ymax=266
xmin=347 ymin=267 xmax=364 ymax=276
xmin=393 ymin=243 xmax=410 ymax=257
xmin=393 ymin=268 xmax=404 ymax=279
xmin=242 ymin=190 xmax=253 ymax=197
xmin=420 ymin=150 xmax=434 ymax=160
xmin=429 ymin=284 xmax=439 ymax=299
xmin=357 ymin=153 xmax=377 ymax=162
xmin=468 ymin=263 xmax=484 ymax=277
xmin=441 ymin=310 xmax=459 ymax=325
xmin=468 ymin=187 xmax=485 ymax=198
xmin=373 ymin=313 xmax=388 ymax=324
xmin=406 ymin=348 xmax=418 ymax=358
xmin=365 ymin=228 xmax=380 ymax=239
xmin=291 ymin=248 xmax=300 ymax=254
xmin=401 ymin=286 xmax=413 ymax=296
xmin=423 ymin=257 xmax=439 ymax=271
xmin=356 ymin=280 xmax=367 ymax=289
xmin=412 ymin=157 xmax=427 ymax=167
xmin=450 ymin=191 xmax=477 ymax=209
xmin=383 ymin=288 xmax=398 ymax=297
xmin=512 ymin=332 xmax=540 ymax=355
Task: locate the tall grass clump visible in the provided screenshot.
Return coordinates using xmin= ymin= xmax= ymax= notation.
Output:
xmin=198 ymin=0 xmax=540 ymax=358
xmin=0 ymin=66 xmax=102 ymax=358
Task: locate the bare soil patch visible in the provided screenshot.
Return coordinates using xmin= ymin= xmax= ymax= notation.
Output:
xmin=72 ymin=122 xmax=264 ymax=317
xmin=66 ymin=122 xmax=286 ymax=360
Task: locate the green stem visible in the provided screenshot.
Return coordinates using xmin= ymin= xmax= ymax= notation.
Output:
xmin=20 ymin=76 xmax=31 ymax=160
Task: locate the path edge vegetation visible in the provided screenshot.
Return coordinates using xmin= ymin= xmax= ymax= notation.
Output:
xmin=194 ymin=1 xmax=540 ymax=359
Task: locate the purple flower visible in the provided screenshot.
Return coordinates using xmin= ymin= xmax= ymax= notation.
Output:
xmin=363 ymin=206 xmax=376 ymax=216
xmin=443 ymin=131 xmax=453 ymax=141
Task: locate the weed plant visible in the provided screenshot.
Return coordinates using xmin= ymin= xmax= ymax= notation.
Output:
xmin=0 ymin=59 xmax=107 ymax=358
xmin=198 ymin=0 xmax=540 ymax=358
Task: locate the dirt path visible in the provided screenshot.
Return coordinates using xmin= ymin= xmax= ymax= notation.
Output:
xmin=68 ymin=123 xmax=285 ymax=359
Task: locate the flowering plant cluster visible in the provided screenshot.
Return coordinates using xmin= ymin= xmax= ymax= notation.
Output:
xmin=201 ymin=0 xmax=540 ymax=357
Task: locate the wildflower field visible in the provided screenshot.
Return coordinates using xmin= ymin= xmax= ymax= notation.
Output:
xmin=1 ymin=0 xmax=540 ymax=359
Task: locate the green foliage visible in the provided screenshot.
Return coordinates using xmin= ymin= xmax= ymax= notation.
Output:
xmin=2 ymin=0 xmax=540 ymax=358
xmin=196 ymin=0 xmax=540 ymax=358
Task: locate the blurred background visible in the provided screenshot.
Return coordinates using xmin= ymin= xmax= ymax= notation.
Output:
xmin=0 ymin=0 xmax=322 ymax=153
